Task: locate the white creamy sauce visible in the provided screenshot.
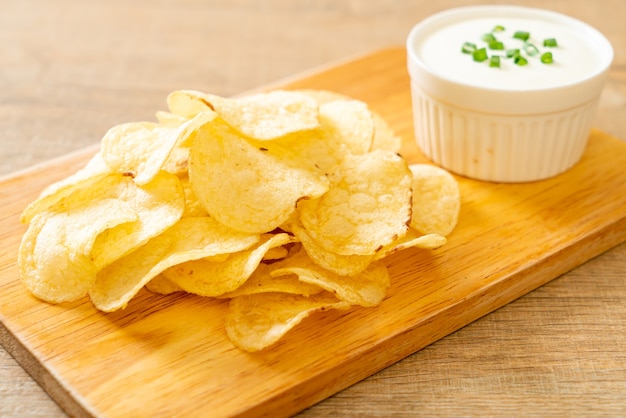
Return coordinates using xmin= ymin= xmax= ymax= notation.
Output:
xmin=417 ymin=16 xmax=600 ymax=90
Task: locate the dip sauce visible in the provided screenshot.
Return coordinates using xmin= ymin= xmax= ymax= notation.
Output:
xmin=415 ymin=16 xmax=601 ymax=90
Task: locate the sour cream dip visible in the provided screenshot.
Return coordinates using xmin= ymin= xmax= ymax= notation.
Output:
xmin=406 ymin=6 xmax=613 ymax=182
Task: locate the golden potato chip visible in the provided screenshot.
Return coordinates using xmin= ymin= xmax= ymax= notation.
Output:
xmin=271 ymin=247 xmax=390 ymax=307
xmin=178 ymin=175 xmax=208 ymax=218
xmin=161 ymin=233 xmax=293 ymax=297
xmin=18 ymin=199 xmax=137 ymax=303
xmin=371 ymin=112 xmax=403 ymax=153
xmin=288 ymin=221 xmax=374 ymax=276
xmin=225 ymin=292 xmax=349 ymax=352
xmin=296 ymin=89 xmax=401 ymax=153
xmin=298 ymin=150 xmax=412 ymax=255
xmin=373 ymin=229 xmax=447 ymax=261
xmin=409 ymin=164 xmax=460 ymax=236
xmin=318 ymin=99 xmax=373 ymax=155
xmin=168 ymin=89 xmax=320 ymax=140
xmin=189 ymin=117 xmax=329 ymax=233
xmin=90 ymin=171 xmax=186 ymax=270
xmin=216 ymin=262 xmax=323 ymax=299
xmin=145 ymin=274 xmax=184 ymax=295
xmin=89 ymin=217 xmax=260 ymax=311
xmin=100 ymin=112 xmax=215 ymax=185
xmin=20 ymin=152 xmax=111 ymax=224
xmin=155 ymin=110 xmax=188 ymax=127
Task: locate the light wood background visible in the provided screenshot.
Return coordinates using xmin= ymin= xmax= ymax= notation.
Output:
xmin=1 ymin=0 xmax=625 ymax=416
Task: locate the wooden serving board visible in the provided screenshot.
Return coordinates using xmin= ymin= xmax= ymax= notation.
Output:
xmin=2 ymin=47 xmax=626 ymax=418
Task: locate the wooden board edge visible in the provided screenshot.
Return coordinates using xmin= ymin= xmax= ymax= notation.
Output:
xmin=0 ymin=321 xmax=95 ymax=418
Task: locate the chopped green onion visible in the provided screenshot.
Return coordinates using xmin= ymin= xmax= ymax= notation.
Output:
xmin=541 ymin=51 xmax=554 ymax=64
xmin=472 ymin=48 xmax=488 ymax=62
xmin=506 ymin=48 xmax=521 ymax=58
xmin=462 ymin=42 xmax=477 ymax=54
xmin=514 ymin=55 xmax=528 ymax=66
xmin=489 ymin=55 xmax=501 ymax=68
xmin=544 ymin=38 xmax=558 ymax=47
xmin=524 ymin=43 xmax=540 ymax=56
xmin=489 ymin=40 xmax=505 ymax=50
xmin=513 ymin=31 xmax=530 ymax=41
xmin=492 ymin=25 xmax=505 ymax=33
xmin=482 ymin=33 xmax=497 ymax=43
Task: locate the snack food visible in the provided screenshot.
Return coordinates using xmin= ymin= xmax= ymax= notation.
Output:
xmin=18 ymin=89 xmax=461 ymax=351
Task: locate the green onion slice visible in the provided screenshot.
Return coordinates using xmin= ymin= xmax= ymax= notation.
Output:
xmin=472 ymin=48 xmax=488 ymax=62
xmin=506 ymin=48 xmax=520 ymax=58
xmin=489 ymin=41 xmax=505 ymax=50
xmin=513 ymin=31 xmax=530 ymax=41
xmin=544 ymin=38 xmax=558 ymax=47
xmin=482 ymin=33 xmax=497 ymax=43
xmin=492 ymin=25 xmax=505 ymax=33
xmin=541 ymin=51 xmax=554 ymax=64
xmin=514 ymin=55 xmax=528 ymax=66
xmin=524 ymin=43 xmax=540 ymax=56
xmin=462 ymin=42 xmax=477 ymax=54
xmin=489 ymin=55 xmax=501 ymax=68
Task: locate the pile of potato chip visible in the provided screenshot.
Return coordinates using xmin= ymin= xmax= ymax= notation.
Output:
xmin=18 ymin=89 xmax=460 ymax=352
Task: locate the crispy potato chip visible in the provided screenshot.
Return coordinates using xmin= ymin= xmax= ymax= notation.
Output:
xmin=217 ymin=262 xmax=323 ymax=299
xmin=288 ymin=221 xmax=374 ymax=276
xmin=161 ymin=233 xmax=293 ymax=297
xmin=145 ymin=274 xmax=184 ymax=295
xmin=18 ymin=199 xmax=137 ymax=303
xmin=318 ymin=99 xmax=373 ymax=155
xmin=409 ymin=164 xmax=461 ymax=236
xmin=90 ymin=171 xmax=186 ymax=270
xmin=296 ymin=89 xmax=401 ymax=153
xmin=189 ymin=117 xmax=329 ymax=233
xmin=89 ymin=217 xmax=260 ymax=311
xmin=155 ymin=110 xmax=188 ymax=127
xmin=178 ymin=175 xmax=208 ymax=218
xmin=373 ymin=229 xmax=447 ymax=261
xmin=371 ymin=112 xmax=402 ymax=153
xmin=225 ymin=292 xmax=350 ymax=352
xmin=168 ymin=89 xmax=320 ymax=140
xmin=271 ymin=247 xmax=390 ymax=307
xmin=100 ymin=112 xmax=215 ymax=185
xmin=298 ymin=150 xmax=412 ymax=255
xmin=20 ymin=152 xmax=111 ymax=224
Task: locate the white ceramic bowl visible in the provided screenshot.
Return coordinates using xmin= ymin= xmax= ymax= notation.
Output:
xmin=406 ymin=5 xmax=613 ymax=182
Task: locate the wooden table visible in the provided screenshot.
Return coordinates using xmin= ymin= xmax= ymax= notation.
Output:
xmin=1 ymin=0 xmax=625 ymax=416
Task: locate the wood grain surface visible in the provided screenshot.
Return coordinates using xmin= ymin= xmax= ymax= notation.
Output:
xmin=1 ymin=1 xmax=625 ymax=417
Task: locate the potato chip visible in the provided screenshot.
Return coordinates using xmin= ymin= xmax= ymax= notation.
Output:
xmin=271 ymin=247 xmax=390 ymax=307
xmin=90 ymin=171 xmax=186 ymax=270
xmin=18 ymin=199 xmax=137 ymax=303
xmin=145 ymin=274 xmax=184 ymax=295
xmin=100 ymin=112 xmax=215 ymax=185
xmin=89 ymin=217 xmax=260 ymax=311
xmin=409 ymin=164 xmax=461 ymax=236
xmin=371 ymin=112 xmax=403 ymax=153
xmin=20 ymin=152 xmax=111 ymax=224
xmin=155 ymin=110 xmax=188 ymax=127
xmin=297 ymin=150 xmax=412 ymax=255
xmin=225 ymin=292 xmax=350 ymax=352
xmin=218 ymin=265 xmax=323 ymax=299
xmin=161 ymin=233 xmax=293 ymax=297
xmin=189 ymin=117 xmax=329 ymax=233
xmin=287 ymin=221 xmax=374 ymax=276
xmin=168 ymin=89 xmax=320 ymax=140
xmin=318 ymin=99 xmax=373 ymax=155
xmin=296 ymin=89 xmax=401 ymax=153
